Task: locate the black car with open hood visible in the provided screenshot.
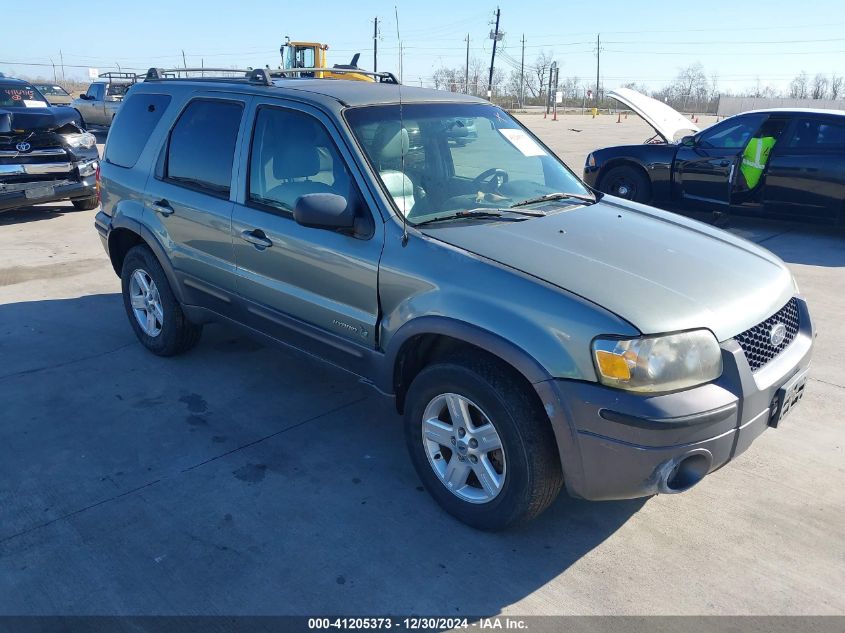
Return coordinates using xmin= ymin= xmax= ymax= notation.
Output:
xmin=1 ymin=77 xmax=100 ymax=213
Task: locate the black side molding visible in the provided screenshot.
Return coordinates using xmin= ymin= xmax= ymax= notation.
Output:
xmin=599 ymin=402 xmax=738 ymax=430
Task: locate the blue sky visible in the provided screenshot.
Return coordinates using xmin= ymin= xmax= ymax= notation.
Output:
xmin=3 ymin=0 xmax=845 ymax=93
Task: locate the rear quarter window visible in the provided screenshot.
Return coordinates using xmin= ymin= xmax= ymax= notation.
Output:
xmin=104 ymin=93 xmax=172 ymax=168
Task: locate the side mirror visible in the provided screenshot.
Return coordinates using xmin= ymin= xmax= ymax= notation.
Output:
xmin=79 ymin=94 xmax=91 ymax=100
xmin=681 ymin=134 xmax=696 ymax=147
xmin=294 ymin=193 xmax=357 ymax=232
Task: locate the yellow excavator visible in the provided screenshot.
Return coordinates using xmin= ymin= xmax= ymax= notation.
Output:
xmin=279 ymin=37 xmax=375 ymax=82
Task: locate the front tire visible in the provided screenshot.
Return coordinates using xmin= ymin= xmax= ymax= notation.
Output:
xmin=599 ymin=164 xmax=652 ymax=203
xmin=120 ymin=245 xmax=202 ymax=356
xmin=404 ymin=354 xmax=563 ymax=530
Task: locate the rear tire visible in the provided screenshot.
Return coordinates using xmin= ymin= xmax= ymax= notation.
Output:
xmin=599 ymin=164 xmax=652 ymax=203
xmin=71 ymin=196 xmax=99 ymax=211
xmin=404 ymin=354 xmax=563 ymax=530
xmin=120 ymin=245 xmax=202 ymax=356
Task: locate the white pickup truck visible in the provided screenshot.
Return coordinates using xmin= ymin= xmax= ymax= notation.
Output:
xmin=72 ymin=74 xmax=137 ymax=126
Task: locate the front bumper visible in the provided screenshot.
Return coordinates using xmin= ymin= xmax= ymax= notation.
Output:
xmin=536 ymin=296 xmax=814 ymax=500
xmin=0 ymin=159 xmax=98 ymax=212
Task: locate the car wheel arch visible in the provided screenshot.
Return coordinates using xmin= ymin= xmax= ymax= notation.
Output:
xmin=383 ymin=317 xmax=553 ymax=414
xmin=107 ymin=222 xmax=185 ymax=305
xmin=598 ymin=159 xmax=651 ymax=188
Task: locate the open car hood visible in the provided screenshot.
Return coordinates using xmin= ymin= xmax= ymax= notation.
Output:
xmin=608 ymin=87 xmax=700 ymax=143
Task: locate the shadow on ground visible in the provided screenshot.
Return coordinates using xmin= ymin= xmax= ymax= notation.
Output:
xmin=0 ymin=293 xmax=645 ymax=615
xmin=0 ymin=204 xmax=77 ymax=226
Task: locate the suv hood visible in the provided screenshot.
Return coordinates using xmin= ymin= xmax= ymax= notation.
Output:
xmin=421 ymin=199 xmax=795 ymax=341
xmin=609 ymin=87 xmax=699 ymax=143
xmin=0 ymin=106 xmax=84 ymax=134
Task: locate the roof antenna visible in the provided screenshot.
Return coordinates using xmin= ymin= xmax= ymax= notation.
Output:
xmin=395 ymin=4 xmax=409 ymax=247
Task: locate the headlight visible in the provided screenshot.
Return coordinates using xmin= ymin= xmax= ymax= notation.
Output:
xmin=586 ymin=153 xmax=596 ymax=168
xmin=62 ymin=132 xmax=97 ymax=150
xmin=592 ymin=330 xmax=722 ymax=393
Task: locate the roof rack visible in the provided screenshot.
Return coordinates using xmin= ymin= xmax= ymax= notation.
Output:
xmin=144 ymin=67 xmax=274 ymax=86
xmin=271 ymin=67 xmax=400 ymax=84
xmin=97 ymin=71 xmax=142 ymax=83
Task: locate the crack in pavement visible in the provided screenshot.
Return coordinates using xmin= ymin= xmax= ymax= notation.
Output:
xmin=810 ymin=377 xmax=845 ymax=390
xmin=0 ymin=394 xmax=370 ymax=546
xmin=0 ymin=342 xmax=137 ymax=382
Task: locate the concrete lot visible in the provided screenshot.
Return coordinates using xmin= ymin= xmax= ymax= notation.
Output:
xmin=0 ymin=118 xmax=843 ymax=616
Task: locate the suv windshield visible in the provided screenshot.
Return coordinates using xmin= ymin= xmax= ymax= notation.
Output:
xmin=346 ymin=103 xmax=591 ymax=223
xmin=0 ymin=84 xmax=49 ymax=108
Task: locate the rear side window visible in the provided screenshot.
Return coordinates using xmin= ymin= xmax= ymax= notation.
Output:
xmin=789 ymin=119 xmax=845 ymax=148
xmin=166 ymin=99 xmax=243 ymax=197
xmin=104 ymin=93 xmax=172 ymax=168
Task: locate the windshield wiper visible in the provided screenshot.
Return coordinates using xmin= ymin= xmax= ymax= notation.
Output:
xmin=510 ymin=192 xmax=597 ymax=208
xmin=413 ymin=208 xmax=539 ymax=228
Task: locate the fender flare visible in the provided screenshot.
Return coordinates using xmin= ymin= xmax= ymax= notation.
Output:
xmin=108 ymin=214 xmax=186 ymax=305
xmin=378 ymin=315 xmax=554 ymax=394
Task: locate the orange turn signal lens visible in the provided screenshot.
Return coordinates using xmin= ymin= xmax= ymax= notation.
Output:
xmin=594 ymin=350 xmax=631 ymax=381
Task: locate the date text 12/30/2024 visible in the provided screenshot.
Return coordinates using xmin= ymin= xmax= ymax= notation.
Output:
xmin=308 ymin=617 xmax=529 ymax=630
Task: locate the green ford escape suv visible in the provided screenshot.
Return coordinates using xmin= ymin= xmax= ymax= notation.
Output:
xmin=95 ymin=68 xmax=814 ymax=530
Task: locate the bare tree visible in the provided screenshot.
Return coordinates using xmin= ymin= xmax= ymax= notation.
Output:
xmin=532 ymin=50 xmax=553 ymax=100
xmin=831 ymin=74 xmax=844 ymax=100
xmin=789 ymin=71 xmax=809 ymax=99
xmin=621 ymin=81 xmax=650 ymax=95
xmin=669 ymin=63 xmax=708 ymax=110
xmin=760 ymin=84 xmax=781 ymax=98
xmin=560 ymin=76 xmax=581 ymax=100
xmin=811 ymin=73 xmax=830 ymax=99
xmin=432 ymin=66 xmax=460 ymax=92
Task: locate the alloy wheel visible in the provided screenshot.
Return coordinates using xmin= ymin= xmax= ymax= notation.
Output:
xmin=421 ymin=393 xmax=506 ymax=503
xmin=129 ymin=268 xmax=164 ymax=337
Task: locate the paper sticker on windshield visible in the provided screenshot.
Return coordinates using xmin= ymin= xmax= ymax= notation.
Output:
xmin=23 ymin=100 xmax=44 ymax=108
xmin=498 ymin=129 xmax=547 ymax=157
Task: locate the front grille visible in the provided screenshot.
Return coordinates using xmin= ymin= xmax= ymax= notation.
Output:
xmin=735 ymin=298 xmax=800 ymax=371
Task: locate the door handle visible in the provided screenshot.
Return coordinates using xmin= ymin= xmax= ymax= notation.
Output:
xmin=151 ymin=199 xmax=174 ymax=216
xmin=240 ymin=229 xmax=273 ymax=249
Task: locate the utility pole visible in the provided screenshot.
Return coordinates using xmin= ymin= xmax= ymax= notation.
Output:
xmin=182 ymin=49 xmax=187 ymax=70
xmin=373 ymin=17 xmax=378 ymax=72
xmin=519 ymin=34 xmax=525 ymax=108
xmin=595 ymin=33 xmax=601 ymax=103
xmin=487 ymin=7 xmax=501 ymax=100
xmin=59 ymin=50 xmax=65 ymax=83
xmin=465 ymin=34 xmax=470 ymax=94
xmin=50 ymin=58 xmax=57 ymax=83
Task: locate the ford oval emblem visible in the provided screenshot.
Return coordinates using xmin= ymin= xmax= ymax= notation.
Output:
xmin=769 ymin=322 xmax=787 ymax=347
xmin=15 ymin=142 xmax=32 ymax=152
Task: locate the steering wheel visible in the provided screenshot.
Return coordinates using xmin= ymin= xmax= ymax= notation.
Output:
xmin=472 ymin=168 xmax=509 ymax=192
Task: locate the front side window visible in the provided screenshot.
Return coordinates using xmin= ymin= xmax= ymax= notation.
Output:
xmin=87 ymin=84 xmax=105 ymax=100
xmin=248 ymin=106 xmax=353 ymax=213
xmin=697 ymin=114 xmax=766 ymax=149
xmin=0 ymin=84 xmax=48 ymax=108
xmin=346 ymin=103 xmax=590 ymax=222
xmin=166 ymin=99 xmax=243 ymax=196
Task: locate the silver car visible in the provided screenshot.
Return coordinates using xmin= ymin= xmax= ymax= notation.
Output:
xmin=96 ymin=69 xmax=813 ymax=530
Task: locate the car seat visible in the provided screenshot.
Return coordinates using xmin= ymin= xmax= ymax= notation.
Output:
xmin=372 ymin=122 xmax=415 ymax=215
